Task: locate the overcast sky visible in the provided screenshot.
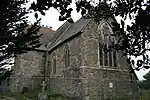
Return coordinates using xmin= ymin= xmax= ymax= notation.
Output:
xmin=27 ymin=0 xmax=82 ymax=30
xmin=26 ymin=0 xmax=150 ymax=80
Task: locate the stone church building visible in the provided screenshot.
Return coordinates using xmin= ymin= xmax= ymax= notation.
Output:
xmin=9 ymin=17 xmax=138 ymax=99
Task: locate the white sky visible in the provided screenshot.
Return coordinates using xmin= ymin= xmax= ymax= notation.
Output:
xmin=26 ymin=0 xmax=149 ymax=80
xmin=27 ymin=0 xmax=82 ymax=30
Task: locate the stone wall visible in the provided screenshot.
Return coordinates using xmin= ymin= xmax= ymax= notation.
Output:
xmin=10 ymin=18 xmax=138 ymax=99
xmin=46 ymin=19 xmax=137 ymax=99
xmin=81 ymin=67 xmax=133 ymax=99
xmin=78 ymin=19 xmax=137 ymax=99
xmin=80 ymin=19 xmax=98 ymax=68
xmin=9 ymin=51 xmax=45 ymax=92
xmin=46 ymin=34 xmax=82 ymax=97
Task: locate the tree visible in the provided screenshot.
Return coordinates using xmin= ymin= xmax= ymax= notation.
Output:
xmin=30 ymin=0 xmax=150 ymax=72
xmin=139 ymin=71 xmax=150 ymax=89
xmin=0 ymin=0 xmax=42 ymax=81
xmin=0 ymin=68 xmax=12 ymax=84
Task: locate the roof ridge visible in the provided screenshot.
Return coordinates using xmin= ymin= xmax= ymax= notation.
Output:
xmin=46 ymin=21 xmax=73 ymax=49
xmin=48 ymin=21 xmax=68 ymax=40
xmin=40 ymin=26 xmax=55 ymax=31
xmin=48 ymin=23 xmax=72 ymax=50
xmin=48 ymin=18 xmax=91 ymax=51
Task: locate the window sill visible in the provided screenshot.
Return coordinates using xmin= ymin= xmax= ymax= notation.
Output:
xmin=80 ymin=66 xmax=128 ymax=72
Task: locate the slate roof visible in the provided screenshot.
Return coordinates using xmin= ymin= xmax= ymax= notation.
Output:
xmin=47 ymin=17 xmax=90 ymax=51
xmin=46 ymin=21 xmax=73 ymax=50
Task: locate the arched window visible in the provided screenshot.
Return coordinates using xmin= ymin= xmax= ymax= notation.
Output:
xmin=104 ymin=33 xmax=108 ymax=66
xmin=47 ymin=60 xmax=51 ymax=76
xmin=98 ymin=22 xmax=117 ymax=67
xmin=109 ymin=51 xmax=112 ymax=66
xmin=52 ymin=52 xmax=56 ymax=74
xmin=113 ymin=51 xmax=117 ymax=67
xmin=112 ymin=38 xmax=117 ymax=67
xmin=99 ymin=43 xmax=103 ymax=66
xmin=104 ymin=50 xmax=108 ymax=66
xmin=64 ymin=44 xmax=70 ymax=68
xmin=108 ymin=36 xmax=113 ymax=66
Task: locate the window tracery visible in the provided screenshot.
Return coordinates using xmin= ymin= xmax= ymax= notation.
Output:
xmin=98 ymin=22 xmax=118 ymax=67
xmin=52 ymin=52 xmax=56 ymax=74
xmin=64 ymin=44 xmax=70 ymax=68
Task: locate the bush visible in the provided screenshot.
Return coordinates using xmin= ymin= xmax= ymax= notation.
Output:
xmin=139 ymin=90 xmax=150 ymax=100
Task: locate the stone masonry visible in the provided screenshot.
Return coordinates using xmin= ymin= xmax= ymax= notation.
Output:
xmin=10 ymin=17 xmax=138 ymax=100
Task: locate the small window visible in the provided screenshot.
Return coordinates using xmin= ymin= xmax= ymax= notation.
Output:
xmin=113 ymin=51 xmax=117 ymax=67
xmin=99 ymin=43 xmax=103 ymax=66
xmin=52 ymin=53 xmax=56 ymax=74
xmin=109 ymin=52 xmax=112 ymax=66
xmin=47 ymin=61 xmax=50 ymax=67
xmin=104 ymin=32 xmax=108 ymax=66
xmin=64 ymin=44 xmax=70 ymax=68
xmin=104 ymin=52 xmax=108 ymax=66
xmin=104 ymin=46 xmax=108 ymax=66
xmin=47 ymin=60 xmax=51 ymax=76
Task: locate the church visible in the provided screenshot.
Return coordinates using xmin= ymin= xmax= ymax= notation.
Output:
xmin=9 ymin=17 xmax=138 ymax=100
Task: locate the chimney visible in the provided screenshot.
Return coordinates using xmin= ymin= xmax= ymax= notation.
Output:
xmin=49 ymin=26 xmax=52 ymax=29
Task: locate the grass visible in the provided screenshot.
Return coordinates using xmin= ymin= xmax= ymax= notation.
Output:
xmin=138 ymin=90 xmax=150 ymax=100
xmin=2 ymin=88 xmax=150 ymax=100
xmin=0 ymin=87 xmax=71 ymax=100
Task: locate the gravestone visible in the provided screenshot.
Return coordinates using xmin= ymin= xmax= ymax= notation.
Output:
xmin=22 ymin=87 xmax=29 ymax=94
xmin=0 ymin=78 xmax=9 ymax=92
xmin=38 ymin=81 xmax=48 ymax=100
xmin=22 ymin=87 xmax=30 ymax=100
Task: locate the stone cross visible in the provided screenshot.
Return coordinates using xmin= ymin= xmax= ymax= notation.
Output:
xmin=38 ymin=81 xmax=47 ymax=100
xmin=41 ymin=81 xmax=46 ymax=93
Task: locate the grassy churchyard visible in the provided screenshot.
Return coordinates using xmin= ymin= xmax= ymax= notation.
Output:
xmin=0 ymin=90 xmax=150 ymax=100
xmin=0 ymin=87 xmax=71 ymax=100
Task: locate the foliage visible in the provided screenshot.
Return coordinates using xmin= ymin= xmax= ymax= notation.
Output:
xmin=30 ymin=0 xmax=150 ymax=72
xmin=106 ymin=96 xmax=132 ymax=100
xmin=110 ymin=0 xmax=150 ymax=72
xmin=139 ymin=90 xmax=150 ymax=100
xmin=0 ymin=0 xmax=42 ymax=81
xmin=0 ymin=68 xmax=12 ymax=83
xmin=139 ymin=71 xmax=150 ymax=89
xmin=15 ymin=87 xmax=71 ymax=100
xmin=30 ymin=0 xmax=74 ymax=22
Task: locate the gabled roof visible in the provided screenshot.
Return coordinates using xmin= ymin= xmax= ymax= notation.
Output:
xmin=46 ymin=20 xmax=73 ymax=50
xmin=47 ymin=17 xmax=90 ymax=51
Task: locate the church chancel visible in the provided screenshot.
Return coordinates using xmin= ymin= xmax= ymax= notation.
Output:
xmin=10 ymin=17 xmax=138 ymax=100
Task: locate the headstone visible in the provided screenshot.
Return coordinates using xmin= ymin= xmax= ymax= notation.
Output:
xmin=38 ymin=81 xmax=48 ymax=100
xmin=41 ymin=81 xmax=46 ymax=93
xmin=24 ymin=96 xmax=30 ymax=100
xmin=22 ymin=87 xmax=29 ymax=94
xmin=0 ymin=78 xmax=9 ymax=92
xmin=38 ymin=93 xmax=48 ymax=100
